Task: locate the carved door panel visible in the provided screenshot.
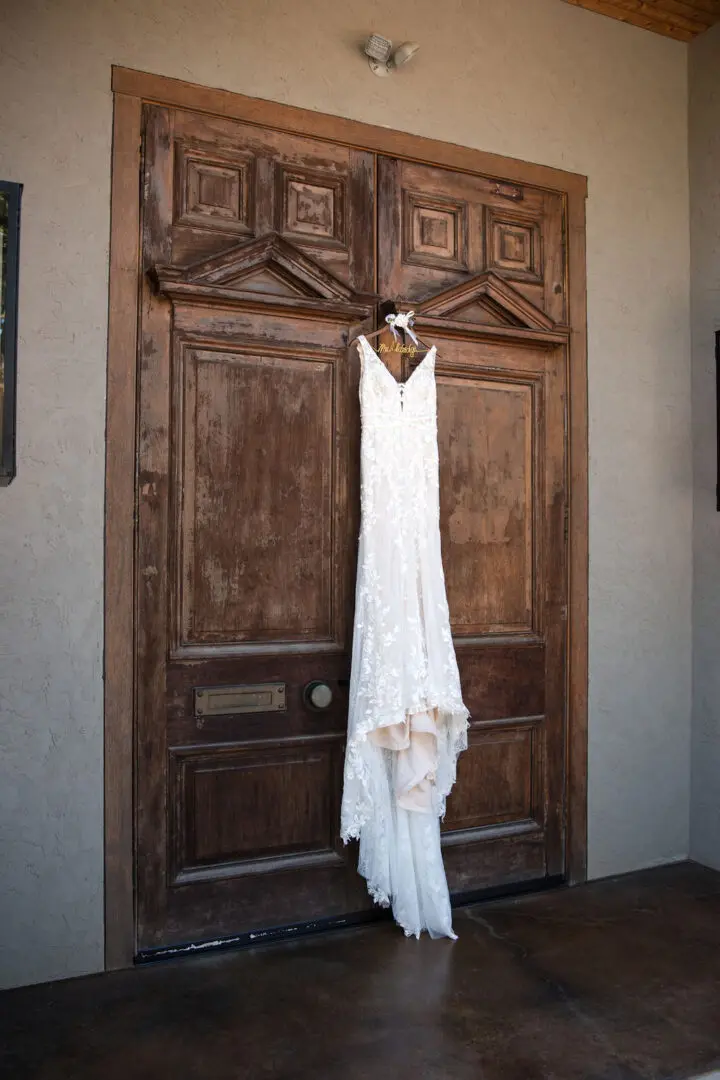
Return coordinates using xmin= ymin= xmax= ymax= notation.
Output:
xmin=377 ymin=156 xmax=569 ymax=889
xmin=377 ymin=157 xmax=568 ymax=890
xmin=165 ymin=106 xmax=374 ymax=292
xmin=378 ymin=157 xmax=566 ymax=323
xmin=136 ymin=105 xmax=375 ymax=951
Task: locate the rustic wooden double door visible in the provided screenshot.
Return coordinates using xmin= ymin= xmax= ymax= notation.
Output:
xmin=135 ymin=103 xmax=570 ymax=953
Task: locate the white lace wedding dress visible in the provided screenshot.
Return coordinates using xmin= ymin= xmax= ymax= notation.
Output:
xmin=341 ymin=333 xmax=470 ymax=940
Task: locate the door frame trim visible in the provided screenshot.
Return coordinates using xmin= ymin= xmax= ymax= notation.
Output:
xmin=105 ymin=64 xmax=589 ymax=970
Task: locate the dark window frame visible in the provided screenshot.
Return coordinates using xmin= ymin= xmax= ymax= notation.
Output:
xmin=0 ymin=180 xmax=22 ymax=486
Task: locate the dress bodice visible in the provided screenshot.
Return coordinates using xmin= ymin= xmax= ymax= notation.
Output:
xmin=357 ymin=335 xmax=437 ymax=425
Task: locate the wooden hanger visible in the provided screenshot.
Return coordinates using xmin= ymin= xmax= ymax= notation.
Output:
xmin=349 ymin=301 xmax=433 ymax=354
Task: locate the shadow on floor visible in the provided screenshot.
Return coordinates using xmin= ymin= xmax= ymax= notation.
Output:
xmin=1 ymin=862 xmax=719 ymax=1080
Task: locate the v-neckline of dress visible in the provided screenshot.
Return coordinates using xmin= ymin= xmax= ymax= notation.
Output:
xmin=359 ymin=335 xmax=436 ymax=392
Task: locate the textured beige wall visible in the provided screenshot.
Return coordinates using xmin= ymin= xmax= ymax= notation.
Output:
xmin=0 ymin=0 xmax=692 ymax=988
xmin=689 ymin=22 xmax=720 ymax=871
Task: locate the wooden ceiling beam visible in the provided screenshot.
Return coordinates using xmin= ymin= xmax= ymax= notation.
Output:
xmin=681 ymin=0 xmax=720 ymax=17
xmin=562 ymin=0 xmax=720 ymax=38
xmin=607 ymin=0 xmax=711 ymax=34
xmin=651 ymin=0 xmax=715 ymax=30
xmin=564 ymin=0 xmax=693 ymax=40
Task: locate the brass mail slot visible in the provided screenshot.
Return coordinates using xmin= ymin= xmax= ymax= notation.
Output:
xmin=194 ymin=683 xmax=286 ymax=717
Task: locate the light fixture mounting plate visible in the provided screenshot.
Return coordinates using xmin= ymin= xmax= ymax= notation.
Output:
xmin=368 ymin=57 xmax=391 ymax=77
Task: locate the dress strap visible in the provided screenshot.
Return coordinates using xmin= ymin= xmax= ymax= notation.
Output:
xmin=356 ymin=334 xmax=370 ymax=372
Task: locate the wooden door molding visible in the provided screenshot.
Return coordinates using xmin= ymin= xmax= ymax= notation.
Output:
xmin=105 ymin=65 xmax=588 ymax=970
xmin=105 ymin=90 xmax=142 ymax=969
xmin=150 ymin=232 xmax=374 ymax=317
xmin=414 ymin=271 xmax=560 ymax=334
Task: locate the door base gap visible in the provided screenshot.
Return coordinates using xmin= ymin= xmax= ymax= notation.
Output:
xmin=135 ymin=874 xmax=566 ymax=964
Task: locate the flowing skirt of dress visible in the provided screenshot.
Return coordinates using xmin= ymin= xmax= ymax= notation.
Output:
xmin=342 ymin=530 xmax=470 ymax=938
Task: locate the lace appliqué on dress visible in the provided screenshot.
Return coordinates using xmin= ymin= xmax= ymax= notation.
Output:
xmin=340 ymin=336 xmax=470 ymax=940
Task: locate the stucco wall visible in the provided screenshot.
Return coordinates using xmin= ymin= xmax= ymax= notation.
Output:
xmin=0 ymin=0 xmax=692 ymax=989
xmin=689 ymin=22 xmax=720 ymax=872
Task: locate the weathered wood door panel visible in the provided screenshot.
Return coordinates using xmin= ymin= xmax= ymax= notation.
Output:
xmin=136 ymin=105 xmax=374 ymax=949
xmin=135 ymin=111 xmax=569 ymax=951
xmin=377 ymin=158 xmax=567 ymax=891
xmin=378 ymin=157 xmax=566 ymax=324
xmin=167 ymin=106 xmax=375 ymax=292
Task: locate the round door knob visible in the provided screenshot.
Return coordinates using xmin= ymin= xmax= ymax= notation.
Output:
xmin=304 ymin=681 xmax=333 ymax=711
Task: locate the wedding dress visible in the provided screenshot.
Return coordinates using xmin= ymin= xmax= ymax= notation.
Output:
xmin=341 ymin=320 xmax=470 ymax=940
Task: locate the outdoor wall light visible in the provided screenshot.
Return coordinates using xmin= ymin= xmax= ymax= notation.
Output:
xmin=364 ymin=34 xmax=420 ymax=77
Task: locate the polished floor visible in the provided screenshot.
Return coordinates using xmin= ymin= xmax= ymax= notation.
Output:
xmin=2 ymin=862 xmax=719 ymax=1080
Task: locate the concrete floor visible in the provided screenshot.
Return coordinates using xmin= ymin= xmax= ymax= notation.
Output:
xmin=2 ymin=862 xmax=719 ymax=1080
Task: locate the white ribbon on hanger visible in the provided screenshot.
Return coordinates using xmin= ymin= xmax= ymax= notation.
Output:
xmin=386 ymin=310 xmax=420 ymax=346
